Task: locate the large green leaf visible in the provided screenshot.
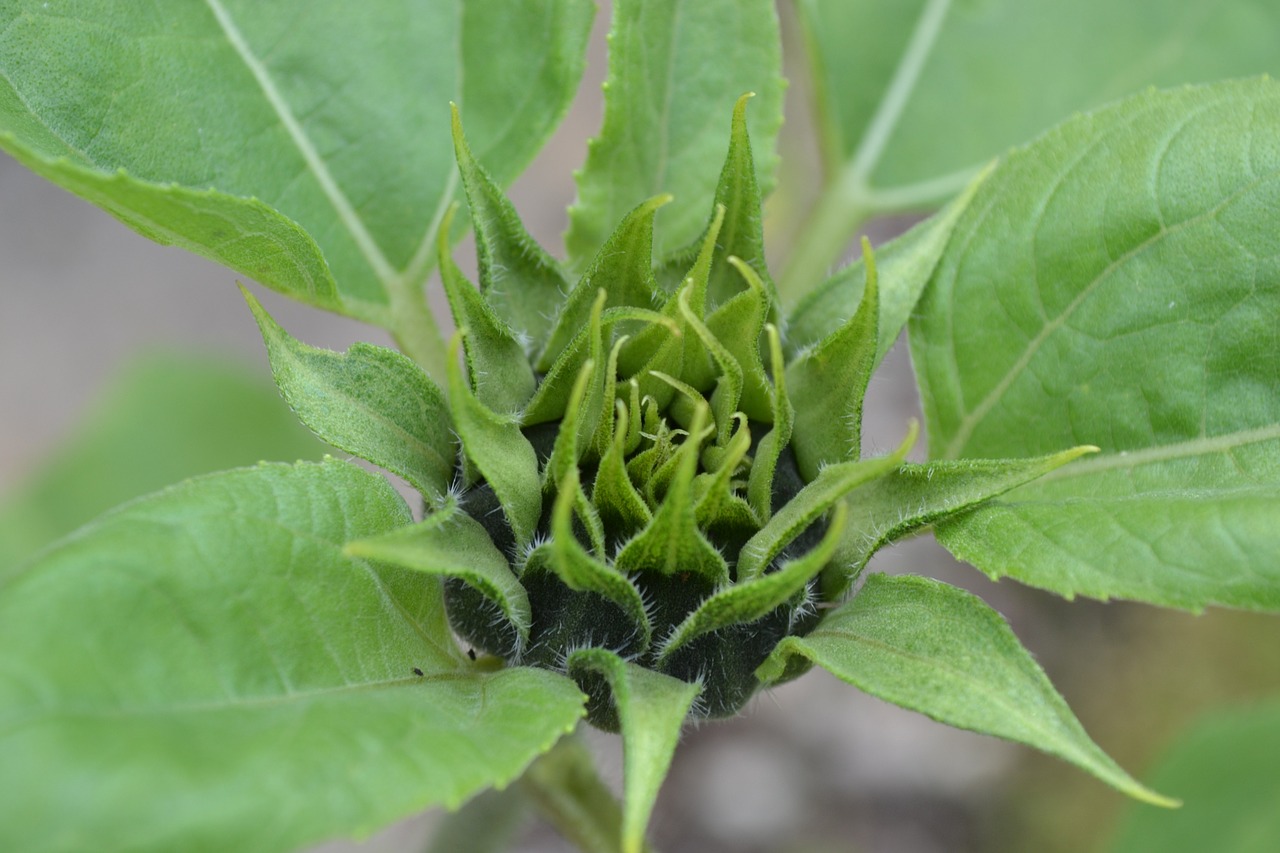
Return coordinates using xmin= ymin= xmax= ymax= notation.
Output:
xmin=0 ymin=352 xmax=323 ymax=575
xmin=0 ymin=460 xmax=586 ymax=853
xmin=911 ymin=78 xmax=1280 ymax=611
xmin=783 ymin=0 xmax=1280 ymax=297
xmin=801 ymin=0 xmax=1280 ymax=198
xmin=1110 ymin=699 xmax=1280 ymax=853
xmin=759 ymin=573 xmax=1173 ymax=806
xmin=0 ymin=0 xmax=592 ymax=322
xmin=565 ymin=0 xmax=783 ymax=266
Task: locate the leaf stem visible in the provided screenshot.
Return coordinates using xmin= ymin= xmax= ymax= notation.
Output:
xmin=519 ymin=734 xmax=655 ymax=853
xmin=387 ymin=278 xmax=451 ymax=385
xmin=778 ymin=0 xmax=952 ymax=306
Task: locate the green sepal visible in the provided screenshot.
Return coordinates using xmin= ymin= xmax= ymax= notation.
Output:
xmin=787 ymin=238 xmax=879 ymax=481
xmin=592 ymin=403 xmax=654 ymax=543
xmin=540 ymin=469 xmax=651 ymax=645
xmin=705 ymin=93 xmax=776 ymax=309
xmin=566 ymin=649 xmax=699 ymax=853
xmin=539 ymin=195 xmax=670 ymax=371
xmin=678 ymin=288 xmax=743 ymax=443
xmin=746 ymin=325 xmax=793 ymax=521
xmin=591 ymin=335 xmax=630 ymax=457
xmin=822 ymin=446 xmax=1100 ymax=600
xmin=436 ymin=205 xmax=537 ymax=416
xmin=451 ymin=104 xmax=570 ymax=349
xmin=344 ymin=505 xmax=532 ymax=650
xmin=738 ymin=423 xmax=916 ymax=581
xmin=445 ymin=332 xmax=541 ymax=549
xmin=705 ymin=257 xmax=773 ymax=421
xmin=757 ymin=573 xmax=1176 ymax=807
xmin=542 ymin=361 xmax=608 ymax=558
xmin=693 ymin=415 xmax=761 ymax=548
xmin=657 ymin=94 xmax=777 ymax=311
xmin=544 ymin=360 xmax=600 ymax=494
xmin=525 ymin=298 xmax=674 ymax=427
xmin=615 ymin=406 xmax=730 ymax=585
xmin=244 ymin=289 xmax=455 ymax=501
xmin=621 ymin=206 xmax=723 ymax=406
xmin=658 ymin=504 xmax=846 ymax=663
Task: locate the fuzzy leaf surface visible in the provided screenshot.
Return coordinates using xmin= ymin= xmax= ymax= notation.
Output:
xmin=0 ymin=460 xmax=586 ymax=852
xmin=911 ymin=79 xmax=1280 ymax=611
xmin=760 ymin=573 xmax=1173 ymax=806
xmin=247 ymin=291 xmax=455 ymax=500
xmin=0 ymin=353 xmax=322 ymax=574
xmin=568 ymin=649 xmax=699 ymax=853
xmin=801 ymin=0 xmax=1280 ymax=201
xmin=0 ymin=0 xmax=592 ymax=320
xmin=566 ymin=0 xmax=783 ymax=265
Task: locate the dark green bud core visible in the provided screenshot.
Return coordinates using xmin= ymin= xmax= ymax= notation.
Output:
xmin=448 ymin=424 xmax=827 ymax=726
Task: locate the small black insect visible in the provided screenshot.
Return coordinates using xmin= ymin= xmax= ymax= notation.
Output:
xmin=411 ymin=667 xmax=424 ymax=677
xmin=467 ymin=649 xmax=477 ymax=661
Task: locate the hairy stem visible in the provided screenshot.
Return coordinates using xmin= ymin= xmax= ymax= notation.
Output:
xmin=778 ymin=0 xmax=952 ymax=306
xmin=388 ymin=277 xmax=451 ymax=386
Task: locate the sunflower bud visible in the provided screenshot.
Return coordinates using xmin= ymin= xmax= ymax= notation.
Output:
xmin=432 ymin=96 xmax=908 ymax=729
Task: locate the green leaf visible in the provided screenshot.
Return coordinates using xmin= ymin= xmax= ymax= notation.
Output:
xmin=246 ymin=289 xmax=456 ymax=501
xmin=0 ymin=459 xmax=587 ymax=852
xmin=783 ymin=0 xmax=1280 ymax=298
xmin=801 ymin=0 xmax=1280 ymax=200
xmin=759 ymin=573 xmax=1174 ymax=806
xmin=345 ymin=505 xmax=532 ymax=647
xmin=911 ymin=78 xmax=1280 ymax=611
xmin=787 ymin=239 xmax=879 ymax=482
xmin=567 ymin=649 xmax=700 ymax=853
xmin=565 ymin=0 xmax=784 ymax=266
xmin=0 ymin=0 xmax=592 ymax=319
xmin=0 ymin=352 xmax=323 ymax=574
xmin=1110 ymin=699 xmax=1280 ymax=853
xmin=783 ymin=168 xmax=985 ymax=362
xmin=821 ymin=447 xmax=1097 ymax=600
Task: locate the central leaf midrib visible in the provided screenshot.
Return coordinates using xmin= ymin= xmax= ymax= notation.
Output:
xmin=202 ymin=0 xmax=398 ymax=285
xmin=1039 ymin=423 xmax=1280 ymax=482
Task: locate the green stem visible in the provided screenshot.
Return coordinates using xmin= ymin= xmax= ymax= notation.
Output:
xmin=520 ymin=735 xmax=655 ymax=853
xmin=778 ymin=0 xmax=953 ymax=307
xmin=777 ymin=162 xmax=872 ymax=308
xmin=388 ymin=277 xmax=451 ymax=387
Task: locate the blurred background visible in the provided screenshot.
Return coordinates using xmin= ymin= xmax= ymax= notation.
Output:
xmin=3 ymin=2 xmax=1279 ymax=851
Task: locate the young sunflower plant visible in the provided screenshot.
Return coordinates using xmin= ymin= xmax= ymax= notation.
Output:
xmin=11 ymin=2 xmax=1280 ymax=851
xmin=239 ymin=98 xmax=1168 ymax=851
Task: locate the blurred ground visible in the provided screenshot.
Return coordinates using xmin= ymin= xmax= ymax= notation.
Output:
xmin=4 ymin=3 xmax=1280 ymax=852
